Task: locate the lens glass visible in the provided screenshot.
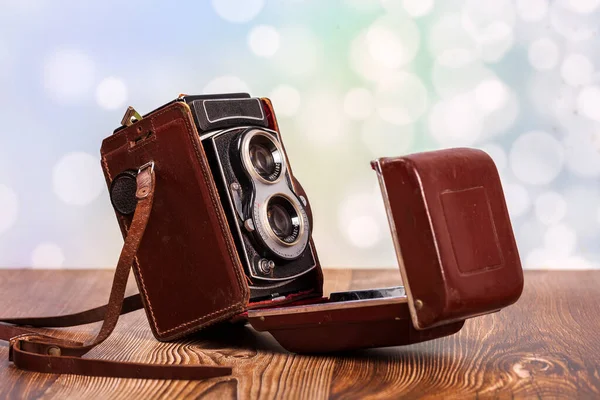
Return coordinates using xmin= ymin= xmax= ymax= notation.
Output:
xmin=267 ymin=196 xmax=301 ymax=244
xmin=247 ymin=134 xmax=282 ymax=182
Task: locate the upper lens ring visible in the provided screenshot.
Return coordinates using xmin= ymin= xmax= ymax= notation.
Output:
xmin=241 ymin=130 xmax=285 ymax=184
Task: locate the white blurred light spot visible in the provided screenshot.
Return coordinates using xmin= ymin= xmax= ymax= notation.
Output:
xmin=563 ymin=131 xmax=600 ymax=177
xmin=351 ymin=14 xmax=420 ymax=82
xmin=509 ymin=131 xmax=564 ymax=185
xmin=436 ymin=49 xmax=476 ymax=68
xmin=516 ymin=0 xmax=548 ymax=21
xmin=550 ymin=1 xmax=596 ymax=41
xmin=465 ymin=20 xmax=514 ymax=63
xmin=474 ymin=79 xmax=509 ymax=113
xmin=481 ymin=22 xmax=514 ymax=63
xmin=376 ymin=72 xmax=428 ymax=126
xmin=366 ymin=16 xmax=419 ymax=69
xmin=338 ymin=192 xmax=387 ymax=250
xmin=32 ymin=243 xmax=65 ymax=268
xmin=525 ymin=248 xmax=595 ymax=269
xmin=346 ymin=216 xmax=381 ymax=248
xmin=43 ymin=49 xmax=95 ymax=104
xmin=566 ymin=0 xmax=600 ymax=14
xmin=561 ymin=54 xmax=594 ymax=87
xmin=481 ymin=89 xmax=520 ymax=139
xmin=528 ymin=73 xmax=561 ymax=117
xmin=429 ymin=93 xmax=483 ymax=146
xmin=479 ymin=143 xmax=507 ymax=170
xmin=429 ymin=14 xmax=477 ymax=64
xmin=461 ymin=0 xmax=516 ymax=30
xmin=95 ymin=77 xmax=127 ymax=110
xmin=552 ymin=82 xmax=592 ymax=132
xmin=432 ymin=58 xmax=495 ymax=98
xmin=298 ymin=90 xmax=344 ymax=146
xmin=461 ymin=0 xmax=516 ymax=62
xmin=274 ymin=25 xmax=320 ymax=77
xmin=535 ymin=192 xmax=567 ymax=225
xmin=565 ymin=185 xmax=600 ymax=238
xmin=339 ymin=193 xmax=381 ymax=223
xmin=361 ymin=116 xmax=415 ymax=157
xmin=212 ymin=0 xmax=264 ymax=23
xmin=343 ymin=88 xmax=373 ymax=120
xmin=269 ymin=84 xmax=301 ymax=117
xmin=0 ymin=185 xmax=18 ymax=234
xmin=53 ymin=152 xmax=105 ymax=206
xmin=518 ymin=218 xmax=545 ymax=253
xmin=576 ymin=86 xmax=600 ymax=121
xmin=402 ymin=0 xmax=433 ymax=17
xmin=349 ymin=32 xmax=392 ymax=82
xmin=528 ymin=38 xmax=559 ymax=70
xmin=203 ymin=76 xmax=250 ymax=94
xmin=248 ymin=25 xmax=280 ymax=57
xmin=544 ymin=223 xmax=577 ymax=256
xmin=504 ymin=183 xmax=530 ymax=218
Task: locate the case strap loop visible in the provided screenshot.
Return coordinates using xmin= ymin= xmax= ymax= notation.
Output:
xmin=0 ymin=164 xmax=232 ymax=380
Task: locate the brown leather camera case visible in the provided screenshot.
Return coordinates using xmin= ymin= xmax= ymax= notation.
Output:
xmin=100 ymin=99 xmax=524 ymax=352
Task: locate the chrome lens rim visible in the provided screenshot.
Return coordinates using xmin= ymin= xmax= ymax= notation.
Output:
xmin=263 ymin=193 xmax=304 ymax=247
xmin=241 ymin=130 xmax=285 ymax=184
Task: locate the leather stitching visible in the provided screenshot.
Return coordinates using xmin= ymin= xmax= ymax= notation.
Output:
xmin=127 ymin=134 xmax=157 ymax=153
xmin=101 ymin=102 xmax=247 ymax=337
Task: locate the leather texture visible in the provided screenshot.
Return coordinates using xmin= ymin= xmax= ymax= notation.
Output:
xmin=249 ymin=300 xmax=464 ymax=353
xmin=373 ymin=148 xmax=524 ymax=330
xmin=100 ymin=101 xmax=250 ymax=341
xmin=0 ymin=167 xmax=232 ymax=379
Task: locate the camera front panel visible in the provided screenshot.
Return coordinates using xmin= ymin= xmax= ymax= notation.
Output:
xmin=181 ymin=94 xmax=320 ymax=301
xmin=204 ymin=127 xmax=317 ymax=283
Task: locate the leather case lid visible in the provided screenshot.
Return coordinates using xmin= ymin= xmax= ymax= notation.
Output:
xmin=372 ymin=148 xmax=524 ymax=330
xmin=100 ymin=101 xmax=249 ymax=341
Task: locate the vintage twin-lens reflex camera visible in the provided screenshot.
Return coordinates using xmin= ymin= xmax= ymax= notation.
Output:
xmin=102 ymin=93 xmax=523 ymax=350
xmin=182 ymin=93 xmax=317 ymax=301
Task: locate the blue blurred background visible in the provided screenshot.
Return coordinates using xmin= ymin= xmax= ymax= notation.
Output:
xmin=0 ymin=0 xmax=599 ymax=269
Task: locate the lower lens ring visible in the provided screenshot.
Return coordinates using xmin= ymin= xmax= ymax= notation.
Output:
xmin=252 ymin=193 xmax=310 ymax=260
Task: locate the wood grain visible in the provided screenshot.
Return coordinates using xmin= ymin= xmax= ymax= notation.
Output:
xmin=1 ymin=269 xmax=599 ymax=399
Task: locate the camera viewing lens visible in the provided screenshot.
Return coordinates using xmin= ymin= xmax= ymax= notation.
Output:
xmin=244 ymin=132 xmax=283 ymax=183
xmin=266 ymin=196 xmax=302 ymax=244
xmin=249 ymin=142 xmax=276 ymax=178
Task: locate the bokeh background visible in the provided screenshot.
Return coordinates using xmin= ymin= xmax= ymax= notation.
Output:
xmin=0 ymin=0 xmax=599 ymax=269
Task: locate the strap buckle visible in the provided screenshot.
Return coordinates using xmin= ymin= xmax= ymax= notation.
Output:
xmin=8 ymin=334 xmax=52 ymax=361
xmin=138 ymin=161 xmax=155 ymax=175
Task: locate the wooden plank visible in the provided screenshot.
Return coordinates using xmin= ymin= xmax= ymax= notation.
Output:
xmin=0 ymin=270 xmax=599 ymax=399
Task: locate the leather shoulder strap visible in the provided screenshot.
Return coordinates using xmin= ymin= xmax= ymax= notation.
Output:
xmin=0 ymin=163 xmax=231 ymax=380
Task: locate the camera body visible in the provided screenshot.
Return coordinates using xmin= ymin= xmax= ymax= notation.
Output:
xmin=181 ymin=94 xmax=317 ymax=301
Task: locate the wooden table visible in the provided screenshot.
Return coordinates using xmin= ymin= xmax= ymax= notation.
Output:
xmin=1 ymin=269 xmax=599 ymax=399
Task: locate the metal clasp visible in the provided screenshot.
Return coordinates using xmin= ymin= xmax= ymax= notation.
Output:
xmin=138 ymin=161 xmax=155 ymax=175
xmin=121 ymin=106 xmax=143 ymax=127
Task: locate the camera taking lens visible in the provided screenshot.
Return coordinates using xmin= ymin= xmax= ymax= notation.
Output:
xmin=267 ymin=195 xmax=302 ymax=244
